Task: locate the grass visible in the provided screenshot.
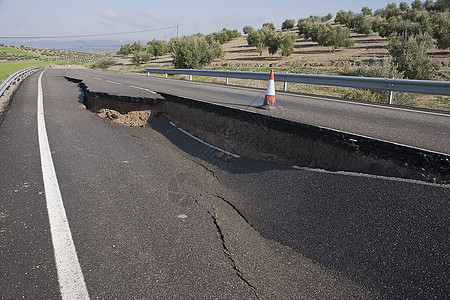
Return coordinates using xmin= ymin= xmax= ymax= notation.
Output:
xmin=0 ymin=61 xmax=64 ymax=80
xmin=0 ymin=46 xmax=39 ymax=56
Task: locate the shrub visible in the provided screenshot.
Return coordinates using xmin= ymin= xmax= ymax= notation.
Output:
xmin=424 ymin=0 xmax=447 ymax=11
xmin=92 ymin=57 xmax=116 ymax=69
xmin=321 ymin=13 xmax=334 ymax=22
xmin=350 ymin=60 xmax=412 ymax=104
xmin=117 ymin=43 xmax=132 ymax=55
xmin=206 ymin=28 xmax=241 ymax=45
xmin=375 ymin=3 xmax=403 ymax=20
xmin=266 ymin=31 xmax=282 ymax=55
xmin=433 ymin=13 xmax=450 ymax=49
xmin=254 ymin=32 xmax=266 ymax=55
xmin=389 ymin=32 xmax=438 ymax=79
xmin=246 ymin=25 xmax=275 ymax=55
xmin=130 ymin=41 xmax=144 ymax=52
xmin=299 ymin=17 xmax=353 ymax=51
xmin=356 ymin=58 xmax=404 ymax=78
xmin=399 ymin=2 xmax=410 ymax=11
xmin=335 ymin=10 xmax=354 ymax=27
xmin=243 ymin=26 xmax=254 ymax=35
xmin=280 ymin=33 xmax=296 ymax=56
xmin=411 ymin=0 xmax=423 ymax=10
xmin=132 ymin=51 xmax=152 ymax=64
xmin=282 ymin=19 xmax=295 ymax=30
xmin=170 ymin=34 xmax=223 ymax=69
xmin=435 ymin=0 xmax=449 ymax=12
xmin=322 ymin=26 xmax=353 ymax=50
xmin=402 ymin=8 xmax=419 ymax=21
xmin=246 ymin=28 xmax=261 ymax=47
xmin=147 ymin=39 xmax=169 ymax=58
xmin=262 ymin=23 xmax=276 ymax=30
xmin=353 ymin=14 xmax=372 ymax=34
xmin=297 ymin=18 xmax=315 ymax=36
xmin=361 ymin=6 xmax=372 ymax=16
xmin=417 ymin=13 xmax=435 ymax=36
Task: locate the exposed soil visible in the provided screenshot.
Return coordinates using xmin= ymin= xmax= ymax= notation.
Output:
xmin=96 ymin=108 xmax=151 ymax=127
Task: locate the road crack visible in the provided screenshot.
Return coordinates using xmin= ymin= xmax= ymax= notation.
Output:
xmin=214 ymin=194 xmax=254 ymax=229
xmin=206 ymin=203 xmax=260 ymax=300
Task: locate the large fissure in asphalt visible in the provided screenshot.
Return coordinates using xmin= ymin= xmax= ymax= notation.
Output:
xmin=69 ymin=76 xmax=449 ymax=184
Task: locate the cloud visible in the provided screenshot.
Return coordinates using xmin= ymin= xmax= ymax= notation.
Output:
xmin=278 ymin=12 xmax=296 ymax=20
xmin=89 ymin=2 xmax=165 ymax=30
xmin=92 ymin=4 xmax=118 ymax=19
xmin=133 ymin=10 xmax=173 ymax=26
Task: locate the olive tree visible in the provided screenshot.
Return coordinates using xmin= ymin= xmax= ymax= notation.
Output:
xmin=171 ymin=34 xmax=223 ymax=69
xmin=389 ymin=32 xmax=438 ymax=79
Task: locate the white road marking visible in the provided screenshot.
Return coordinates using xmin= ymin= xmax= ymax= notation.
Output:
xmin=129 ymin=85 xmax=157 ymax=94
xmin=105 ymin=80 xmax=122 ymax=85
xmin=169 ymin=121 xmax=240 ymax=158
xmin=92 ymin=77 xmax=102 ymax=80
xmin=37 ymin=70 xmax=90 ymax=299
xmin=292 ymin=165 xmax=450 ymax=188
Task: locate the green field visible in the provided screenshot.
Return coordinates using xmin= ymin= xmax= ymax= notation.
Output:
xmin=0 ymin=46 xmax=40 ymax=56
xmin=0 ymin=61 xmax=64 ymax=80
xmin=0 ymin=45 xmax=106 ymax=81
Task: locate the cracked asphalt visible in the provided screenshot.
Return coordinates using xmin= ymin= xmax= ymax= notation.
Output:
xmin=1 ymin=69 xmax=448 ymax=299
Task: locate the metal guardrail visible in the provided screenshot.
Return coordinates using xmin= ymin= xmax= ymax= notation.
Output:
xmin=0 ymin=66 xmax=39 ymax=98
xmin=146 ymin=68 xmax=450 ymax=104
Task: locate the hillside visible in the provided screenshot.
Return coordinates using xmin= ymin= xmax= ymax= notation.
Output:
xmin=112 ymin=29 xmax=449 ymax=75
xmin=0 ymin=45 xmax=105 ymax=80
xmin=101 ymin=30 xmax=449 ymax=111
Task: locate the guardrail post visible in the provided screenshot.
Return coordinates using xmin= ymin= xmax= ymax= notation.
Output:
xmin=284 ymin=81 xmax=287 ymax=92
xmin=388 ymin=90 xmax=394 ymax=104
xmin=388 ymin=77 xmax=394 ymax=105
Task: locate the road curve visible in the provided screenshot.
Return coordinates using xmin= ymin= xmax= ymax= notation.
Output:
xmin=1 ymin=69 xmax=448 ymax=299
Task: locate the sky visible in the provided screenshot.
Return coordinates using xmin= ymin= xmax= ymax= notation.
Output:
xmin=0 ymin=0 xmax=408 ymax=47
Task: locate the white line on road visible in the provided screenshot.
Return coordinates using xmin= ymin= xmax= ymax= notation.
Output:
xmin=105 ymin=80 xmax=122 ymax=85
xmin=292 ymin=165 xmax=450 ymax=188
xmin=129 ymin=85 xmax=157 ymax=94
xmin=37 ymin=70 xmax=89 ymax=299
xmin=169 ymin=121 xmax=240 ymax=158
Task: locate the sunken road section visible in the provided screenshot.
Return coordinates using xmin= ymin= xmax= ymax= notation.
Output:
xmin=67 ymin=76 xmax=449 ymax=185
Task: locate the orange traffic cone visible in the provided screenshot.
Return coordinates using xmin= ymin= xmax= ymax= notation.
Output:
xmin=263 ymin=70 xmax=276 ymax=108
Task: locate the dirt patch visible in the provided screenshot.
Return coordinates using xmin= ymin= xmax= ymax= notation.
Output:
xmin=72 ymin=77 xmax=163 ymax=127
xmin=97 ymin=108 xmax=151 ymax=127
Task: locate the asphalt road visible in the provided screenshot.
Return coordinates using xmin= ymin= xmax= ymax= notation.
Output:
xmin=1 ymin=69 xmax=448 ymax=299
xmin=65 ymin=69 xmax=449 ymax=154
